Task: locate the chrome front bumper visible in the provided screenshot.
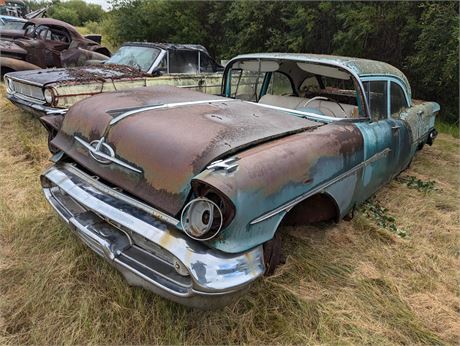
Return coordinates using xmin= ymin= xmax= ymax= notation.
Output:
xmin=7 ymin=93 xmax=67 ymax=117
xmin=40 ymin=163 xmax=265 ymax=309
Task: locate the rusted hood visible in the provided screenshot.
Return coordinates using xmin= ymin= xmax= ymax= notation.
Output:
xmin=51 ymin=86 xmax=321 ymax=216
xmin=7 ymin=64 xmax=147 ymax=87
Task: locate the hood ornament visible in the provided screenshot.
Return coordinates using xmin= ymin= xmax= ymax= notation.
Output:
xmin=74 ymin=136 xmax=142 ymax=174
xmin=207 ymin=157 xmax=239 ymax=173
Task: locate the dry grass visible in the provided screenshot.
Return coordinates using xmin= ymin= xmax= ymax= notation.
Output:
xmin=0 ymin=86 xmax=459 ymax=345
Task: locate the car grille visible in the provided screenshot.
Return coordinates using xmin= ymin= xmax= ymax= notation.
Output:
xmin=11 ymin=80 xmax=44 ymax=100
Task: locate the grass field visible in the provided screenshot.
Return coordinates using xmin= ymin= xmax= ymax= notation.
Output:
xmin=0 ymin=87 xmax=459 ymax=345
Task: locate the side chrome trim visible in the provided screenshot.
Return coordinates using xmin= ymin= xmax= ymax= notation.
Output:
xmin=109 ymin=99 xmax=233 ymax=126
xmin=250 ymin=147 xmax=391 ymax=224
xmin=74 ymin=136 xmax=143 ymax=174
xmin=251 ymin=102 xmax=342 ymax=123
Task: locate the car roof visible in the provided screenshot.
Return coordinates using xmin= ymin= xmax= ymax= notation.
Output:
xmin=231 ymin=52 xmax=411 ymax=98
xmin=122 ymin=42 xmax=210 ymax=55
xmin=28 ymin=17 xmax=82 ymax=37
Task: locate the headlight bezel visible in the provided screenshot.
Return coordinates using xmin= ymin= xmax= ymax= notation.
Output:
xmin=43 ymin=87 xmax=55 ymax=105
xmin=5 ymin=77 xmax=14 ymax=93
xmin=180 ymin=197 xmax=224 ymax=241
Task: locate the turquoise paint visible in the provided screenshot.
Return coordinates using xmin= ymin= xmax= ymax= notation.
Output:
xmin=197 ymin=132 xmax=365 ymax=253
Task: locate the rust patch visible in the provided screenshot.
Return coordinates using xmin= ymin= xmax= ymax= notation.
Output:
xmin=64 ymin=64 xmax=148 ymax=84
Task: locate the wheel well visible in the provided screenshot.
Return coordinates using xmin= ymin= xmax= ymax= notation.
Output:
xmin=280 ymin=193 xmax=339 ymax=226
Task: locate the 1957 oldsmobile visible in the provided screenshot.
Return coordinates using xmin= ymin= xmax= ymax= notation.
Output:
xmin=40 ymin=53 xmax=439 ymax=308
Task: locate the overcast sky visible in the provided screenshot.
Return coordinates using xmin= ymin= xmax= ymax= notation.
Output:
xmin=79 ymin=0 xmax=111 ymax=11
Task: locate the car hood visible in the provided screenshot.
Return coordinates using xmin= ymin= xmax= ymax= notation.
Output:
xmin=7 ymin=64 xmax=148 ymax=87
xmin=51 ymin=86 xmax=321 ymax=216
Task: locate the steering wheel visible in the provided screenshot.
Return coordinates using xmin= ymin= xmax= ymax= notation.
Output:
xmin=303 ymin=96 xmax=348 ymax=117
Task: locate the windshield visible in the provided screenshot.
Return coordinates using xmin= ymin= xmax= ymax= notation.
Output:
xmin=225 ymin=58 xmax=364 ymax=119
xmin=106 ymin=46 xmax=161 ymax=72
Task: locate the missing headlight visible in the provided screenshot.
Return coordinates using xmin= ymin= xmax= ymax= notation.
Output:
xmin=180 ymin=197 xmax=223 ymax=241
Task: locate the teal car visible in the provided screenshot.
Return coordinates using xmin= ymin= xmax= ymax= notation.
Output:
xmin=40 ymin=53 xmax=439 ymax=308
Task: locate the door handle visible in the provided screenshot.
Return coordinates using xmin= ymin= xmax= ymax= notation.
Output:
xmin=417 ymin=110 xmax=424 ymax=116
xmin=392 ymin=125 xmax=400 ymax=131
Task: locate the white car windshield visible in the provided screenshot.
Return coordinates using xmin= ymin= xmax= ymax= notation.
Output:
xmin=106 ymin=46 xmax=161 ymax=72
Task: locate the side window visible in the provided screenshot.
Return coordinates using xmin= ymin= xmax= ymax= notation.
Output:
xmin=169 ymin=50 xmax=198 ymax=73
xmin=199 ymin=53 xmax=216 ymax=73
xmin=36 ymin=26 xmax=50 ymax=40
xmin=363 ymin=80 xmax=388 ymax=120
xmin=266 ymin=72 xmax=294 ymax=96
xmin=390 ymin=82 xmax=408 ymax=118
xmin=49 ymin=29 xmax=69 ymax=43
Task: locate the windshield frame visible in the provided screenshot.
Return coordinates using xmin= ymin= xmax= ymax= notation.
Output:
xmin=222 ymin=56 xmax=371 ymax=120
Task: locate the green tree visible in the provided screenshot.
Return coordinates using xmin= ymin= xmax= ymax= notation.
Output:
xmin=408 ymin=2 xmax=459 ymax=123
xmin=101 ymin=0 xmax=458 ymax=124
xmin=51 ymin=6 xmax=79 ymax=26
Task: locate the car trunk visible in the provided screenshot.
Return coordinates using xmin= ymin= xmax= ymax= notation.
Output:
xmin=51 ymin=85 xmax=322 ymax=216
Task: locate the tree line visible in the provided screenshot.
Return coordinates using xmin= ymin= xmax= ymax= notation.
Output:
xmin=29 ymin=1 xmax=460 ymax=124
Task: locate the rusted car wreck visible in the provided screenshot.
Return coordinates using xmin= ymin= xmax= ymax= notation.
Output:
xmin=4 ymin=42 xmax=223 ymax=116
xmin=40 ymin=53 xmax=439 ymax=308
xmin=0 ymin=17 xmax=110 ymax=76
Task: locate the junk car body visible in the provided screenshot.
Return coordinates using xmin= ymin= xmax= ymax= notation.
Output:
xmin=4 ymin=42 xmax=224 ymax=117
xmin=40 ymin=53 xmax=439 ymax=308
xmin=0 ymin=17 xmax=110 ymax=76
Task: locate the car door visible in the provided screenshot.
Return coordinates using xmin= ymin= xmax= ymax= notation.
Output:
xmin=37 ymin=26 xmax=70 ymax=67
xmin=355 ymin=78 xmax=409 ymax=199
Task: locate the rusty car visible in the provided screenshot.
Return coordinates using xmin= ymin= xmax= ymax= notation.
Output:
xmin=39 ymin=53 xmax=439 ymax=308
xmin=0 ymin=17 xmax=110 ymax=76
xmin=4 ymin=42 xmax=223 ymax=117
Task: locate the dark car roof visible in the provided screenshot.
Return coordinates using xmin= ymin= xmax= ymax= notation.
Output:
xmin=28 ymin=17 xmax=82 ymax=38
xmin=122 ymin=42 xmax=210 ymax=55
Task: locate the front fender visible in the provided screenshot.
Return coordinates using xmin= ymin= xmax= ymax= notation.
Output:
xmin=193 ymin=123 xmax=364 ymax=253
xmin=0 ymin=57 xmax=40 ymax=75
